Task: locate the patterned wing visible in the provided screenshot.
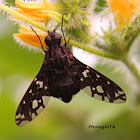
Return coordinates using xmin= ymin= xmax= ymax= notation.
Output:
xmin=15 ymin=64 xmax=50 ymax=126
xmin=72 ymin=58 xmax=126 ymax=104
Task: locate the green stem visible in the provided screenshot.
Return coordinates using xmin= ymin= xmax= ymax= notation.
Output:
xmin=0 ymin=3 xmax=121 ymax=60
xmin=69 ymin=39 xmax=120 ymax=60
xmin=125 ymin=28 xmax=140 ymax=52
xmin=122 ymin=55 xmax=140 ymax=84
xmin=0 ymin=3 xmax=50 ymax=31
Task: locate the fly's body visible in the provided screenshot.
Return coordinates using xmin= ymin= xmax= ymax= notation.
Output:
xmin=43 ymin=31 xmax=80 ymax=102
xmin=15 ymin=27 xmax=126 ymax=126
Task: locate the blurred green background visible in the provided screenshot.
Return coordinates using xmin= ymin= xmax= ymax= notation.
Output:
xmin=0 ymin=0 xmax=140 ymax=140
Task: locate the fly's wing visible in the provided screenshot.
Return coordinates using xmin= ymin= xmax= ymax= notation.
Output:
xmin=71 ymin=57 xmax=126 ymax=104
xmin=15 ymin=62 xmax=50 ymax=126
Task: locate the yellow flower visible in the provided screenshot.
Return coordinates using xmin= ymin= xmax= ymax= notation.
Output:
xmin=14 ymin=0 xmax=54 ymax=22
xmin=0 ymin=0 xmax=61 ymax=50
xmin=107 ymin=0 xmax=140 ymax=32
xmin=0 ymin=0 xmax=91 ymax=50
xmin=14 ymin=25 xmax=47 ymax=49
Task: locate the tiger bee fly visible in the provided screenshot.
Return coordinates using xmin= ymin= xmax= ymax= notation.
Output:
xmin=15 ymin=24 xmax=126 ymax=126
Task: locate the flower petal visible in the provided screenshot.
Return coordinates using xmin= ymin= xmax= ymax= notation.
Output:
xmin=15 ymin=0 xmax=54 ymax=22
xmin=107 ymin=0 xmax=140 ymax=31
xmin=14 ymin=25 xmax=47 ymax=49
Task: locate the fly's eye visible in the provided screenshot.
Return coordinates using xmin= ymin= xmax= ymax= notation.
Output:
xmin=45 ymin=36 xmax=51 ymax=41
xmin=55 ymin=33 xmax=62 ymax=40
xmin=45 ymin=35 xmax=52 ymax=47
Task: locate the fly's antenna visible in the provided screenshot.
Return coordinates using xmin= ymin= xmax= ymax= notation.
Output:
xmin=61 ymin=15 xmax=67 ymax=46
xmin=30 ymin=26 xmax=46 ymax=53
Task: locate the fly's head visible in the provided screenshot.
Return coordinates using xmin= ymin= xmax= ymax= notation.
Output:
xmin=45 ymin=30 xmax=62 ymax=47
